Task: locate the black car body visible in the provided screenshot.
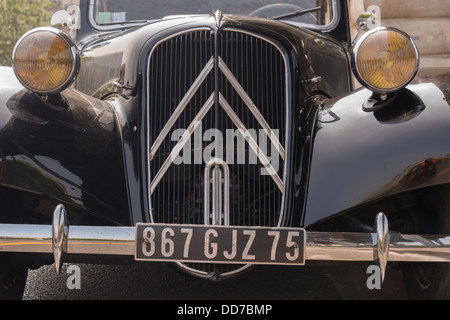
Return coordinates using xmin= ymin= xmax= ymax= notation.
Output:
xmin=0 ymin=0 xmax=449 ymax=299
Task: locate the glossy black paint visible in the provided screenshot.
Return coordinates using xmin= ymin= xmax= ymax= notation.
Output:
xmin=89 ymin=16 xmax=351 ymax=99
xmin=304 ymin=69 xmax=450 ymax=227
xmin=0 ymin=67 xmax=130 ymax=225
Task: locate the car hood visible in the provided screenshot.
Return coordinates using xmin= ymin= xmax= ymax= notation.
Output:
xmin=77 ymin=14 xmax=349 ymax=99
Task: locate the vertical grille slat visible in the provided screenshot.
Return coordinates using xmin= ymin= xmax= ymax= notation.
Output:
xmin=147 ymin=28 xmax=289 ymax=276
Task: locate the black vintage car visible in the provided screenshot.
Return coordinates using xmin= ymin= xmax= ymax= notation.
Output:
xmin=0 ymin=0 xmax=449 ymax=299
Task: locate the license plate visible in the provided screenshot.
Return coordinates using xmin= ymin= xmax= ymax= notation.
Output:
xmin=135 ymin=224 xmax=305 ymax=265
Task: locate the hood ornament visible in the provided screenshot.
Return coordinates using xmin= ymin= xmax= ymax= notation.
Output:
xmin=214 ymin=9 xmax=224 ymax=28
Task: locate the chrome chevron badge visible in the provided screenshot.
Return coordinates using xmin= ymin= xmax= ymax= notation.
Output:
xmin=149 ymin=56 xmax=285 ymax=196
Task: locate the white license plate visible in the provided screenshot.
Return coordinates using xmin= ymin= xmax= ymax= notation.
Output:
xmin=135 ymin=224 xmax=305 ymax=265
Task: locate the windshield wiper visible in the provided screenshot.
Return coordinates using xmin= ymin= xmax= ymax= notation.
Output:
xmin=271 ymin=6 xmax=321 ymax=20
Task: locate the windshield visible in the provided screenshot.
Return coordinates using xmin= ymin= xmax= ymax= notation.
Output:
xmin=92 ymin=0 xmax=335 ymax=28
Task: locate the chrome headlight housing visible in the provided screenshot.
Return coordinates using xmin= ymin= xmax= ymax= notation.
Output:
xmin=352 ymin=27 xmax=420 ymax=93
xmin=12 ymin=27 xmax=80 ymax=95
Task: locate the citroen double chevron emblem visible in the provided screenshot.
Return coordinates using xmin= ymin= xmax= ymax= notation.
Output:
xmin=149 ymin=56 xmax=286 ymax=204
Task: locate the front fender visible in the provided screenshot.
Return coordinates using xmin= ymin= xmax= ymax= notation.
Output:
xmin=0 ymin=67 xmax=130 ymax=225
xmin=304 ymin=68 xmax=450 ymax=227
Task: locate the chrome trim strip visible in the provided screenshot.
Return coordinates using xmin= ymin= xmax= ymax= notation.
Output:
xmin=174 ymin=262 xmax=253 ymax=280
xmin=218 ymin=57 xmax=285 ymax=161
xmin=0 ymin=207 xmax=449 ymax=269
xmin=0 ymin=225 xmax=53 ymax=253
xmin=0 ymin=224 xmax=136 ymax=256
xmin=204 ymin=158 xmax=230 ymax=226
xmin=67 ymin=226 xmax=136 ymax=255
xmin=219 ymin=93 xmax=284 ymax=193
xmin=305 ymin=233 xmax=450 ymax=263
xmin=88 ymin=0 xmax=150 ymax=31
xmin=150 ymin=93 xmax=216 ymax=195
xmin=0 ymin=225 xmax=448 ymax=262
xmin=150 ymin=57 xmax=215 ymax=160
xmin=388 ymin=233 xmax=450 ymax=262
xmin=305 ymin=231 xmax=375 ymax=261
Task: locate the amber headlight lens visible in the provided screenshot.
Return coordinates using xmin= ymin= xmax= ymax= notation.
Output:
xmin=352 ymin=27 xmax=419 ymax=93
xmin=13 ymin=27 xmax=79 ymax=95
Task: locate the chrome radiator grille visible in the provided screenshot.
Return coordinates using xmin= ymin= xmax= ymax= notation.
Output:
xmin=147 ymin=29 xmax=288 ymax=230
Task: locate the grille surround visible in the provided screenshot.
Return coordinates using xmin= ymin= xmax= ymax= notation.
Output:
xmin=145 ymin=27 xmax=291 ymax=278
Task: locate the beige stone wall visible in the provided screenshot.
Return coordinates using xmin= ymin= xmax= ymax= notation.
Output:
xmin=349 ymin=0 xmax=450 ymax=68
xmin=51 ymin=0 xmax=79 ymax=10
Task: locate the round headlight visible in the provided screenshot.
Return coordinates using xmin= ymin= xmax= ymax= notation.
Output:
xmin=352 ymin=27 xmax=419 ymax=93
xmin=12 ymin=27 xmax=79 ymax=95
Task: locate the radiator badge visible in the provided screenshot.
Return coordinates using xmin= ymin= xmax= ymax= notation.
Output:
xmin=204 ymin=158 xmax=230 ymax=226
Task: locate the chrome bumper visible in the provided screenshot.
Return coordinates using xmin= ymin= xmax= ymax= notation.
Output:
xmin=0 ymin=205 xmax=449 ymax=278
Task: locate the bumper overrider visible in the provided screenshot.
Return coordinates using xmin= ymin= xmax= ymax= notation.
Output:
xmin=0 ymin=205 xmax=449 ymax=281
